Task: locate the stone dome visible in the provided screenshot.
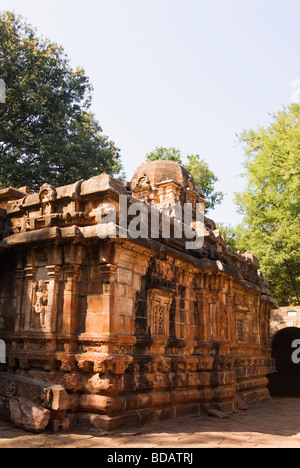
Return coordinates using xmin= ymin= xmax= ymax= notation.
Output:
xmin=131 ymin=160 xmax=196 ymax=191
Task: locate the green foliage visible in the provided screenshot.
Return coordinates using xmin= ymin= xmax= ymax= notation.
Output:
xmin=145 ymin=147 xmax=224 ymax=211
xmin=216 ymin=223 xmax=242 ymax=251
xmin=0 ymin=11 xmax=124 ymax=190
xmin=235 ymin=104 xmax=300 ymax=306
xmin=146 ymin=147 xmax=182 ymax=163
xmin=185 ymin=154 xmax=224 ymax=211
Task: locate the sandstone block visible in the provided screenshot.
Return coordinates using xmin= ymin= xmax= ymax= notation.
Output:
xmin=41 ymin=385 xmax=70 ymax=412
xmin=235 ymin=394 xmax=248 ymax=410
xmin=117 ymin=268 xmax=133 ymax=285
xmin=208 ymin=409 xmax=229 ymax=419
xmin=9 ymin=397 xmax=51 ymax=433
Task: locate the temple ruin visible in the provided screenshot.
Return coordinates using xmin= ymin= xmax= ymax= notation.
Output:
xmin=0 ymin=160 xmax=276 ymax=431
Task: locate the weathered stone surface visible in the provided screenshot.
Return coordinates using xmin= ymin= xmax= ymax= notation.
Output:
xmin=208 ymin=409 xmax=229 ymax=419
xmin=235 ymin=394 xmax=249 ymax=411
xmin=0 ymin=374 xmax=70 ymax=432
xmin=80 ymin=173 xmax=128 ymax=197
xmin=9 ymin=397 xmax=50 ymax=433
xmin=41 ymin=385 xmax=70 ymax=412
xmin=0 ymin=161 xmax=274 ymax=431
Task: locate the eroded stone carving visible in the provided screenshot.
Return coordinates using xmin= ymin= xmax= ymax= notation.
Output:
xmin=0 ymin=374 xmax=70 ymax=433
xmin=39 ymin=184 xmax=57 ymax=204
xmin=10 ymin=397 xmax=51 ymax=434
xmin=33 ymin=280 xmax=48 ymax=329
xmin=0 ymin=161 xmax=276 ymax=432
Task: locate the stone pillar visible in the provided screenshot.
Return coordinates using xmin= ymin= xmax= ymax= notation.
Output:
xmin=195 ymin=273 xmax=210 ymax=341
xmin=210 ymin=291 xmax=220 ymax=341
xmin=14 ymin=252 xmax=25 ymax=332
xmin=24 ymin=265 xmax=37 ymax=331
xmin=62 ymin=265 xmax=81 ymax=335
xmin=219 ymin=275 xmax=230 ymax=343
xmin=46 ymin=265 xmax=61 ymax=333
xmin=226 ymin=278 xmax=235 ymax=344
xmin=209 ymin=274 xmax=226 ymax=342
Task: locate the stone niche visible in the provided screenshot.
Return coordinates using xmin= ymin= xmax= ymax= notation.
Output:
xmin=0 ymin=161 xmax=276 ymax=432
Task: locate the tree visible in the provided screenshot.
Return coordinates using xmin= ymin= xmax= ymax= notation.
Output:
xmin=235 ymin=104 xmax=300 ymax=306
xmin=0 ymin=11 xmax=124 ymax=190
xmin=146 ymin=147 xmax=182 ymax=163
xmin=145 ymin=146 xmax=224 ymax=211
xmin=185 ymin=154 xmax=224 ymax=211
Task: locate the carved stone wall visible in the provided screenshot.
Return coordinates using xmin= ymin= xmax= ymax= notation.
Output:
xmin=0 ymin=162 xmax=276 ymax=431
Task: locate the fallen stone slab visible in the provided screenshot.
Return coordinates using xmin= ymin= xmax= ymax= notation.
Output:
xmin=9 ymin=397 xmax=50 ymax=434
xmin=208 ymin=409 xmax=229 ymax=419
xmin=0 ymin=373 xmax=70 ymax=432
xmin=235 ymin=394 xmax=248 ymax=411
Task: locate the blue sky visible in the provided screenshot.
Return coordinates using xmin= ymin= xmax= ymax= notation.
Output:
xmin=1 ymin=0 xmax=300 ymax=225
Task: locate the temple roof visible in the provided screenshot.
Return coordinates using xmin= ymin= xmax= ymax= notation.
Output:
xmin=131 ymin=160 xmax=198 ymax=192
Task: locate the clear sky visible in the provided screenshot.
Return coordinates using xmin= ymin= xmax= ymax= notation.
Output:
xmin=1 ymin=0 xmax=300 ymax=225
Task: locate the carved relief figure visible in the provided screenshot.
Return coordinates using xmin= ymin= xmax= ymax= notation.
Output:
xmin=40 ymin=190 xmax=51 ymax=203
xmin=39 ymin=184 xmax=57 ymax=202
xmin=33 ymin=280 xmax=48 ymax=328
xmin=43 ymin=202 xmax=52 ymax=215
xmin=38 ymin=184 xmax=57 ymax=215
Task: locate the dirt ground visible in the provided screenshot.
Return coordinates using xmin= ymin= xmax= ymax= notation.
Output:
xmin=0 ymin=397 xmax=300 ymax=448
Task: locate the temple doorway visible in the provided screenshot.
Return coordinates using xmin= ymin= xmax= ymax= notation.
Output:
xmin=268 ymin=327 xmax=300 ymax=397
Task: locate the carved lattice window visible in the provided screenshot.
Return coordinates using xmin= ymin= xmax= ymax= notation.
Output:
xmin=236 ymin=319 xmax=244 ymax=341
xmin=153 ymin=305 xmax=165 ymax=335
xmin=148 ymin=291 xmax=172 ymax=337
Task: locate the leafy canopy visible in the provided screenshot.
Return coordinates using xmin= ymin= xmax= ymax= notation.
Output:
xmin=146 ymin=146 xmax=224 ymax=212
xmin=235 ymin=104 xmax=300 ymax=306
xmin=0 ymin=11 xmax=124 ymax=191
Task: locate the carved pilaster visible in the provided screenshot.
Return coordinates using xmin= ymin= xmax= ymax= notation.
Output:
xmin=225 ymin=278 xmax=235 ymax=343
xmin=209 ymin=290 xmax=220 ymax=341
xmin=194 ymin=273 xmax=210 ymax=341
xmin=62 ymin=265 xmax=81 ymax=335
xmin=24 ymin=266 xmax=37 ymax=331
xmin=46 ymin=265 xmax=62 ymax=333
xmin=14 ymin=254 xmax=25 ymax=332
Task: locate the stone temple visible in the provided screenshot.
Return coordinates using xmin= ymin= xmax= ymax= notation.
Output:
xmin=0 ymin=160 xmax=276 ymax=432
